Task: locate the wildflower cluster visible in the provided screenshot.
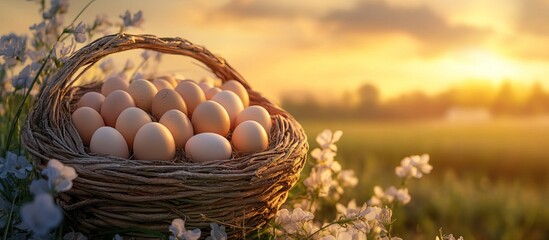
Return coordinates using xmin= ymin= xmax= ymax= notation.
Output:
xmin=0 ymin=0 xmax=149 ymax=239
xmin=167 ymin=218 xmax=227 ymax=240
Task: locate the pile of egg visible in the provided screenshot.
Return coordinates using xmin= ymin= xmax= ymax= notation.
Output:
xmin=72 ymin=75 xmax=272 ymax=163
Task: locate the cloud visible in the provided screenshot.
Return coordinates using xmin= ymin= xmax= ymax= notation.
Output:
xmin=321 ymin=1 xmax=489 ymax=55
xmin=517 ymin=0 xmax=549 ymax=36
xmin=214 ymin=0 xmax=302 ymax=20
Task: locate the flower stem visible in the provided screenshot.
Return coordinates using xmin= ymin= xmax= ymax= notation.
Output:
xmin=2 ymin=190 xmax=19 ymax=240
xmin=303 ymin=218 xmax=356 ymax=240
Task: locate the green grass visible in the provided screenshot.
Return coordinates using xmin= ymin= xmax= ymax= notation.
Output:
xmin=298 ymin=118 xmax=549 ymax=240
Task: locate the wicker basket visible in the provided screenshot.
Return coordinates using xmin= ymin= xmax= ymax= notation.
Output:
xmin=21 ymin=33 xmax=308 ymax=238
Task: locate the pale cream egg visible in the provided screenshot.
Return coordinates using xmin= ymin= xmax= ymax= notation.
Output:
xmin=211 ymin=90 xmax=244 ymax=128
xmin=204 ymin=87 xmax=221 ymax=100
xmin=221 ymin=80 xmax=249 ymax=107
xmin=90 ymin=126 xmax=129 ymax=158
xmin=185 ymin=133 xmax=232 ymax=163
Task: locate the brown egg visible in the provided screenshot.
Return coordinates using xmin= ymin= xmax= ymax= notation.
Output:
xmin=133 ymin=122 xmax=176 ymax=161
xmin=100 ymin=90 xmax=136 ymax=127
xmin=221 ymin=80 xmax=249 ymax=107
xmin=101 ymin=75 xmax=129 ymax=97
xmin=90 ymin=126 xmax=129 ymax=158
xmin=211 ymin=90 xmax=244 ymax=128
xmin=151 ymin=89 xmax=188 ymax=119
xmin=71 ymin=107 xmax=105 ymax=145
xmin=236 ymin=105 xmax=272 ymax=133
xmin=77 ymin=92 xmax=105 ymax=113
xmin=157 ymin=75 xmax=178 ymax=87
xmin=191 ymin=101 xmax=230 ymax=136
xmin=198 ymin=81 xmax=214 ymax=93
xmin=127 ymin=79 xmax=158 ymax=113
xmin=115 ymin=107 xmax=152 ymax=148
xmin=185 ymin=133 xmax=232 ymax=163
xmin=231 ymin=120 xmax=268 ymax=153
xmin=205 ymin=87 xmax=221 ymax=100
xmin=159 ymin=109 xmax=194 ymax=148
xmin=174 ymin=81 xmax=205 ymax=115
xmin=152 ymin=79 xmax=174 ymax=91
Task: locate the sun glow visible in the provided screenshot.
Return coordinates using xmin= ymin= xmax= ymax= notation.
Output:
xmin=451 ymin=50 xmax=522 ymax=82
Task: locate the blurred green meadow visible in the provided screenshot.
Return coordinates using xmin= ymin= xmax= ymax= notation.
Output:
xmin=299 ymin=118 xmax=549 ymax=240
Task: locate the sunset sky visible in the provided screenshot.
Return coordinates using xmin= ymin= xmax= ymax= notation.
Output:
xmin=2 ymin=0 xmax=549 ymax=102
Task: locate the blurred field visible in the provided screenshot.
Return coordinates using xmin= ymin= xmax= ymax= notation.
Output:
xmin=299 ymin=118 xmax=549 ymax=240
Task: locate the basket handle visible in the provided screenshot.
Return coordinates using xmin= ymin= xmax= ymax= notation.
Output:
xmin=38 ymin=33 xmax=287 ymax=118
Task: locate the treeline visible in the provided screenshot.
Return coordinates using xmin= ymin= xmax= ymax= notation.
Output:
xmin=281 ymin=81 xmax=549 ymax=120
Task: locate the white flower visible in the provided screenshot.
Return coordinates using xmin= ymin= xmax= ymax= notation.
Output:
xmin=338 ymin=170 xmax=358 ymax=188
xmin=30 ymin=179 xmax=49 ymax=195
xmin=120 ymin=10 xmax=144 ymax=28
xmin=10 ymin=62 xmax=41 ymax=89
xmin=369 ymin=186 xmax=411 ymax=206
xmin=437 ymin=234 xmax=464 ymax=240
xmin=316 ymin=129 xmax=342 ymax=151
xmin=338 ymin=201 xmax=380 ymax=233
xmin=169 ymin=218 xmax=201 ymax=240
xmin=63 ymin=231 xmax=88 ymax=240
xmin=41 ymin=159 xmax=78 ymax=193
xmin=114 ymin=234 xmax=123 ymax=240
xmin=0 ymin=152 xmax=32 ymax=179
xmin=275 ymin=208 xmax=314 ymax=235
xmin=303 ymin=167 xmax=333 ymax=197
xmin=72 ymin=22 xmax=87 ymax=43
xmin=20 ymin=194 xmax=63 ymax=236
xmin=311 ymin=148 xmax=336 ymax=164
xmin=141 ymin=50 xmax=162 ymax=61
xmin=0 ymin=33 xmax=27 ymax=68
xmin=205 ymin=223 xmax=227 ymax=240
xmin=395 ymin=154 xmax=432 ymax=179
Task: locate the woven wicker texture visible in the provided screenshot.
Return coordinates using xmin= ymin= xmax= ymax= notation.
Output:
xmin=21 ymin=33 xmax=308 ymax=238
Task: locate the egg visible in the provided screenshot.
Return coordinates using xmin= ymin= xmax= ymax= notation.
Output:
xmin=174 ymin=81 xmax=206 ymax=115
xmin=115 ymin=107 xmax=152 ymax=148
xmin=101 ymin=75 xmax=129 ymax=97
xmin=71 ymin=107 xmax=105 ymax=145
xmin=231 ymin=120 xmax=268 ymax=153
xmin=204 ymin=87 xmax=221 ymax=100
xmin=133 ymin=122 xmax=176 ymax=161
xmin=127 ymin=79 xmax=158 ymax=112
xmin=151 ymin=89 xmax=188 ymax=119
xmin=157 ymin=75 xmax=178 ymax=87
xmin=90 ymin=126 xmax=129 ymax=158
xmin=198 ymin=81 xmax=214 ymax=93
xmin=191 ymin=101 xmax=230 ymax=136
xmin=221 ymin=80 xmax=249 ymax=107
xmin=236 ymin=105 xmax=272 ymax=133
xmin=159 ymin=109 xmax=194 ymax=148
xmin=101 ymin=90 xmax=136 ymax=127
xmin=77 ymin=92 xmax=105 ymax=113
xmin=152 ymin=79 xmax=174 ymax=90
xmin=211 ymin=90 xmax=244 ymax=127
xmin=185 ymin=133 xmax=232 ymax=163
